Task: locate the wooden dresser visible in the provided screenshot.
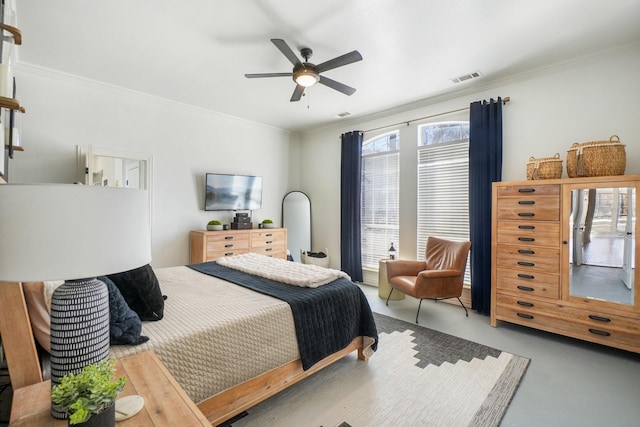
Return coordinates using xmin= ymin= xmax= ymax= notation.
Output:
xmin=491 ymin=175 xmax=639 ymax=353
xmin=190 ymin=228 xmax=287 ymax=263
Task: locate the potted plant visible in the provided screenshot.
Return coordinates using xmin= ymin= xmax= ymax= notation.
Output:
xmin=207 ymin=220 xmax=223 ymax=231
xmin=261 ymin=219 xmax=276 ymax=229
xmin=51 ymin=360 xmax=126 ymax=426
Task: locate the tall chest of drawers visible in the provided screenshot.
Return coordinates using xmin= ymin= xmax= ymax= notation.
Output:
xmin=190 ymin=228 xmax=287 ymax=263
xmin=491 ymin=176 xmax=640 ymax=353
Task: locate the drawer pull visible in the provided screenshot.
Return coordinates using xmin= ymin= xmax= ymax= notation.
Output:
xmin=224 ymin=244 xmax=234 ymax=248
xmin=517 ymin=313 xmax=534 ymax=319
xmin=518 ymin=225 xmax=535 ymax=230
xmin=224 ymin=236 xmax=234 ymax=240
xmin=265 ymin=233 xmax=273 ymax=237
xmin=518 ymin=200 xmax=535 ymax=205
xmin=518 ymin=188 xmax=536 ymax=193
xmin=517 ymin=212 xmax=535 ymax=217
xmin=517 ymin=285 xmax=535 ymax=292
xmin=224 ymin=252 xmax=234 ymax=256
xmin=588 ymin=328 xmax=611 ymax=337
xmin=517 ymin=301 xmax=534 ymax=307
xmin=266 ymin=240 xmax=273 ymax=244
xmin=518 ymin=261 xmax=535 ymax=267
xmin=518 ymin=249 xmax=535 ymax=255
xmin=265 ymin=248 xmax=273 ymax=252
xmin=588 ymin=315 xmax=611 ymax=323
xmin=517 ymin=273 xmax=535 ymax=280
xmin=518 ymin=237 xmax=535 ymax=242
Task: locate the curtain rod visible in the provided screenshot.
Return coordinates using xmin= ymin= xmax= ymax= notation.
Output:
xmin=362 ymin=96 xmax=510 ymax=135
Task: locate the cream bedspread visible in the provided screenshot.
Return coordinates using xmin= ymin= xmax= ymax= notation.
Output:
xmin=216 ymin=252 xmax=350 ymax=287
xmin=109 ymin=266 xmax=300 ymax=404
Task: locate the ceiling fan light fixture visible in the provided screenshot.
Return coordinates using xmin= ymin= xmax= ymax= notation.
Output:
xmin=294 ymin=68 xmax=320 ymax=87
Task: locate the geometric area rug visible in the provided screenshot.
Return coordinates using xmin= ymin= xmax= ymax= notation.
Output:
xmin=232 ymin=312 xmax=530 ymax=427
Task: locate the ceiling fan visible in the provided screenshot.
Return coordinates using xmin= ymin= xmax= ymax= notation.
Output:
xmin=245 ymin=38 xmax=363 ymax=102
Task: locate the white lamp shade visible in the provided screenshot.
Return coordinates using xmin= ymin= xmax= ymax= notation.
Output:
xmin=0 ymin=184 xmax=151 ymax=282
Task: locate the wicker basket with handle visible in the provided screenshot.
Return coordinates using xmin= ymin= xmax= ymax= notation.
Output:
xmin=526 ymin=153 xmax=563 ymax=180
xmin=566 ymin=135 xmax=626 ymax=178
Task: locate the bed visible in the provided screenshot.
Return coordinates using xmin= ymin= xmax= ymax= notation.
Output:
xmin=0 ymin=254 xmax=378 ymax=426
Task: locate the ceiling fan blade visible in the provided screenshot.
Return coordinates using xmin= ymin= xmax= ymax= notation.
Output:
xmin=319 ymin=76 xmax=356 ymax=96
xmin=290 ymin=84 xmax=305 ymax=102
xmin=315 ymin=50 xmax=362 ymax=73
xmin=271 ymin=38 xmax=302 ymax=66
xmin=245 ymin=72 xmax=292 ymax=78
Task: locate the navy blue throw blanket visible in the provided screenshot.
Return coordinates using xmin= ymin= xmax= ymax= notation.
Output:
xmin=188 ymin=262 xmax=378 ymax=370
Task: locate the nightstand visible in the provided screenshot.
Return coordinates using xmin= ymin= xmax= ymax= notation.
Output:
xmin=8 ymin=350 xmax=210 ymax=426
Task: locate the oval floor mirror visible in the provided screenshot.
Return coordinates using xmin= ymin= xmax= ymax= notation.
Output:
xmin=282 ymin=191 xmax=311 ymax=262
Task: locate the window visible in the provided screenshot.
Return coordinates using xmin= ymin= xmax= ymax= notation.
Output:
xmin=417 ymin=121 xmax=471 ymax=283
xmin=361 ymin=131 xmax=400 ymax=269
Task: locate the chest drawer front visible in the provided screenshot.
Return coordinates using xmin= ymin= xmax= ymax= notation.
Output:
xmin=252 ymin=246 xmax=287 ymax=259
xmin=497 ymin=184 xmax=560 ymax=198
xmin=495 ymin=294 xmax=640 ymax=348
xmin=207 ymin=232 xmax=250 ymax=244
xmin=496 ymin=221 xmax=560 ymax=247
xmin=207 ymin=248 xmax=250 ymax=260
xmin=496 ymin=267 xmax=559 ymax=298
xmin=496 ymin=245 xmax=560 ymax=273
xmin=251 ymin=230 xmax=286 ymax=247
xmin=496 ymin=196 xmax=560 ymax=221
xmin=207 ymin=238 xmax=249 ymax=253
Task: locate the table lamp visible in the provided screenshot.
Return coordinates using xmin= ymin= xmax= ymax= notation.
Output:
xmin=0 ymin=184 xmax=151 ymax=419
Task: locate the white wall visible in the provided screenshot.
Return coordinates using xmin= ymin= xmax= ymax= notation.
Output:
xmin=11 ymin=65 xmax=296 ymax=267
xmin=299 ymin=43 xmax=640 ymax=270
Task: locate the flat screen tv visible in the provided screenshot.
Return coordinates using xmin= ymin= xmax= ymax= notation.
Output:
xmin=204 ymin=173 xmax=263 ymax=211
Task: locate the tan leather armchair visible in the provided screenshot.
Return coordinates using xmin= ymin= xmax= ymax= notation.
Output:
xmin=385 ymin=236 xmax=471 ymax=323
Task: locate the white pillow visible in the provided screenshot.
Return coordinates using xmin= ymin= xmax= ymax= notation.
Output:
xmin=22 ymin=280 xmax=64 ymax=353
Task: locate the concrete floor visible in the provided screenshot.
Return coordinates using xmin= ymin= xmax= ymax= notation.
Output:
xmin=359 ymin=283 xmax=640 ymax=427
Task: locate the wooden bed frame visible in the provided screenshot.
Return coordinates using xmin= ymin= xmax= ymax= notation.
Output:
xmin=0 ymin=281 xmax=368 ymax=426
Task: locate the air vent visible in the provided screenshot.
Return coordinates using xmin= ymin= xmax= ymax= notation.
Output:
xmin=451 ymin=71 xmax=481 ymax=84
xmin=334 ymin=111 xmax=352 ymax=118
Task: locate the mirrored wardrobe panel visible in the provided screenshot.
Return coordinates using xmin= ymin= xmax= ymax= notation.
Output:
xmin=568 ymin=185 xmax=635 ymax=306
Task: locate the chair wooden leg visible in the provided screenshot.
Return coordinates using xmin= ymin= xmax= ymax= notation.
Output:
xmin=457 ymin=297 xmax=469 ymax=317
xmin=415 ymin=299 xmax=424 ymax=324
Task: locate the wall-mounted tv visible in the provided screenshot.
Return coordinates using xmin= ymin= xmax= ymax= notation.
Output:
xmin=204 ymin=173 xmax=263 ymax=211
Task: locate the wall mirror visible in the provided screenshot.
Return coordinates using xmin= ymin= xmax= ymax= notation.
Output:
xmin=569 ymin=185 xmax=636 ymax=305
xmin=282 ymin=191 xmax=311 ymax=262
xmin=77 ymin=145 xmax=153 ymax=225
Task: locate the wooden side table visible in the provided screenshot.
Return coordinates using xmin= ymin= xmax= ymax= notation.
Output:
xmin=8 ymin=350 xmax=210 ymax=426
xmin=378 ymin=259 xmax=405 ymax=300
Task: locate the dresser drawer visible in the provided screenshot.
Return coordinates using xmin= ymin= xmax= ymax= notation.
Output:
xmin=496 ymin=267 xmax=559 ymax=299
xmin=207 ymin=248 xmax=250 ymax=260
xmin=496 ymin=221 xmax=560 ymax=247
xmin=496 ymin=196 xmax=560 ymax=221
xmin=496 ymin=245 xmax=560 ymax=273
xmin=251 ymin=229 xmax=286 ymax=247
xmin=206 ymin=231 xmax=250 ymax=244
xmin=251 ymin=246 xmax=287 ymax=259
xmin=497 ymin=184 xmax=560 ymax=198
xmin=495 ymin=294 xmax=640 ymax=348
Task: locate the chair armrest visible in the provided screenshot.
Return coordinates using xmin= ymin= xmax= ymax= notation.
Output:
xmin=417 ymin=269 xmax=460 ymax=279
xmin=386 ymin=260 xmax=427 ymax=279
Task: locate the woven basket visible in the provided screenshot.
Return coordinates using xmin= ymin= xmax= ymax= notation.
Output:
xmin=300 ymin=249 xmax=330 ymax=267
xmin=566 ymin=135 xmax=626 ymax=178
xmin=526 ymin=153 xmax=563 ymax=180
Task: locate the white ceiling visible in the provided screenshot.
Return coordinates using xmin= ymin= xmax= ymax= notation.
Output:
xmin=15 ymin=0 xmax=640 ymax=132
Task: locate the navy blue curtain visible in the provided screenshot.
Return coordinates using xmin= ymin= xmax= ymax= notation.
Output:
xmin=469 ymin=98 xmax=503 ymax=315
xmin=340 ymin=131 xmax=363 ymax=282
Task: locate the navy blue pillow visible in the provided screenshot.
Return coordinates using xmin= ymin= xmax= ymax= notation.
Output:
xmin=98 ymin=276 xmax=149 ymax=345
xmin=107 ymin=264 xmax=165 ymax=321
